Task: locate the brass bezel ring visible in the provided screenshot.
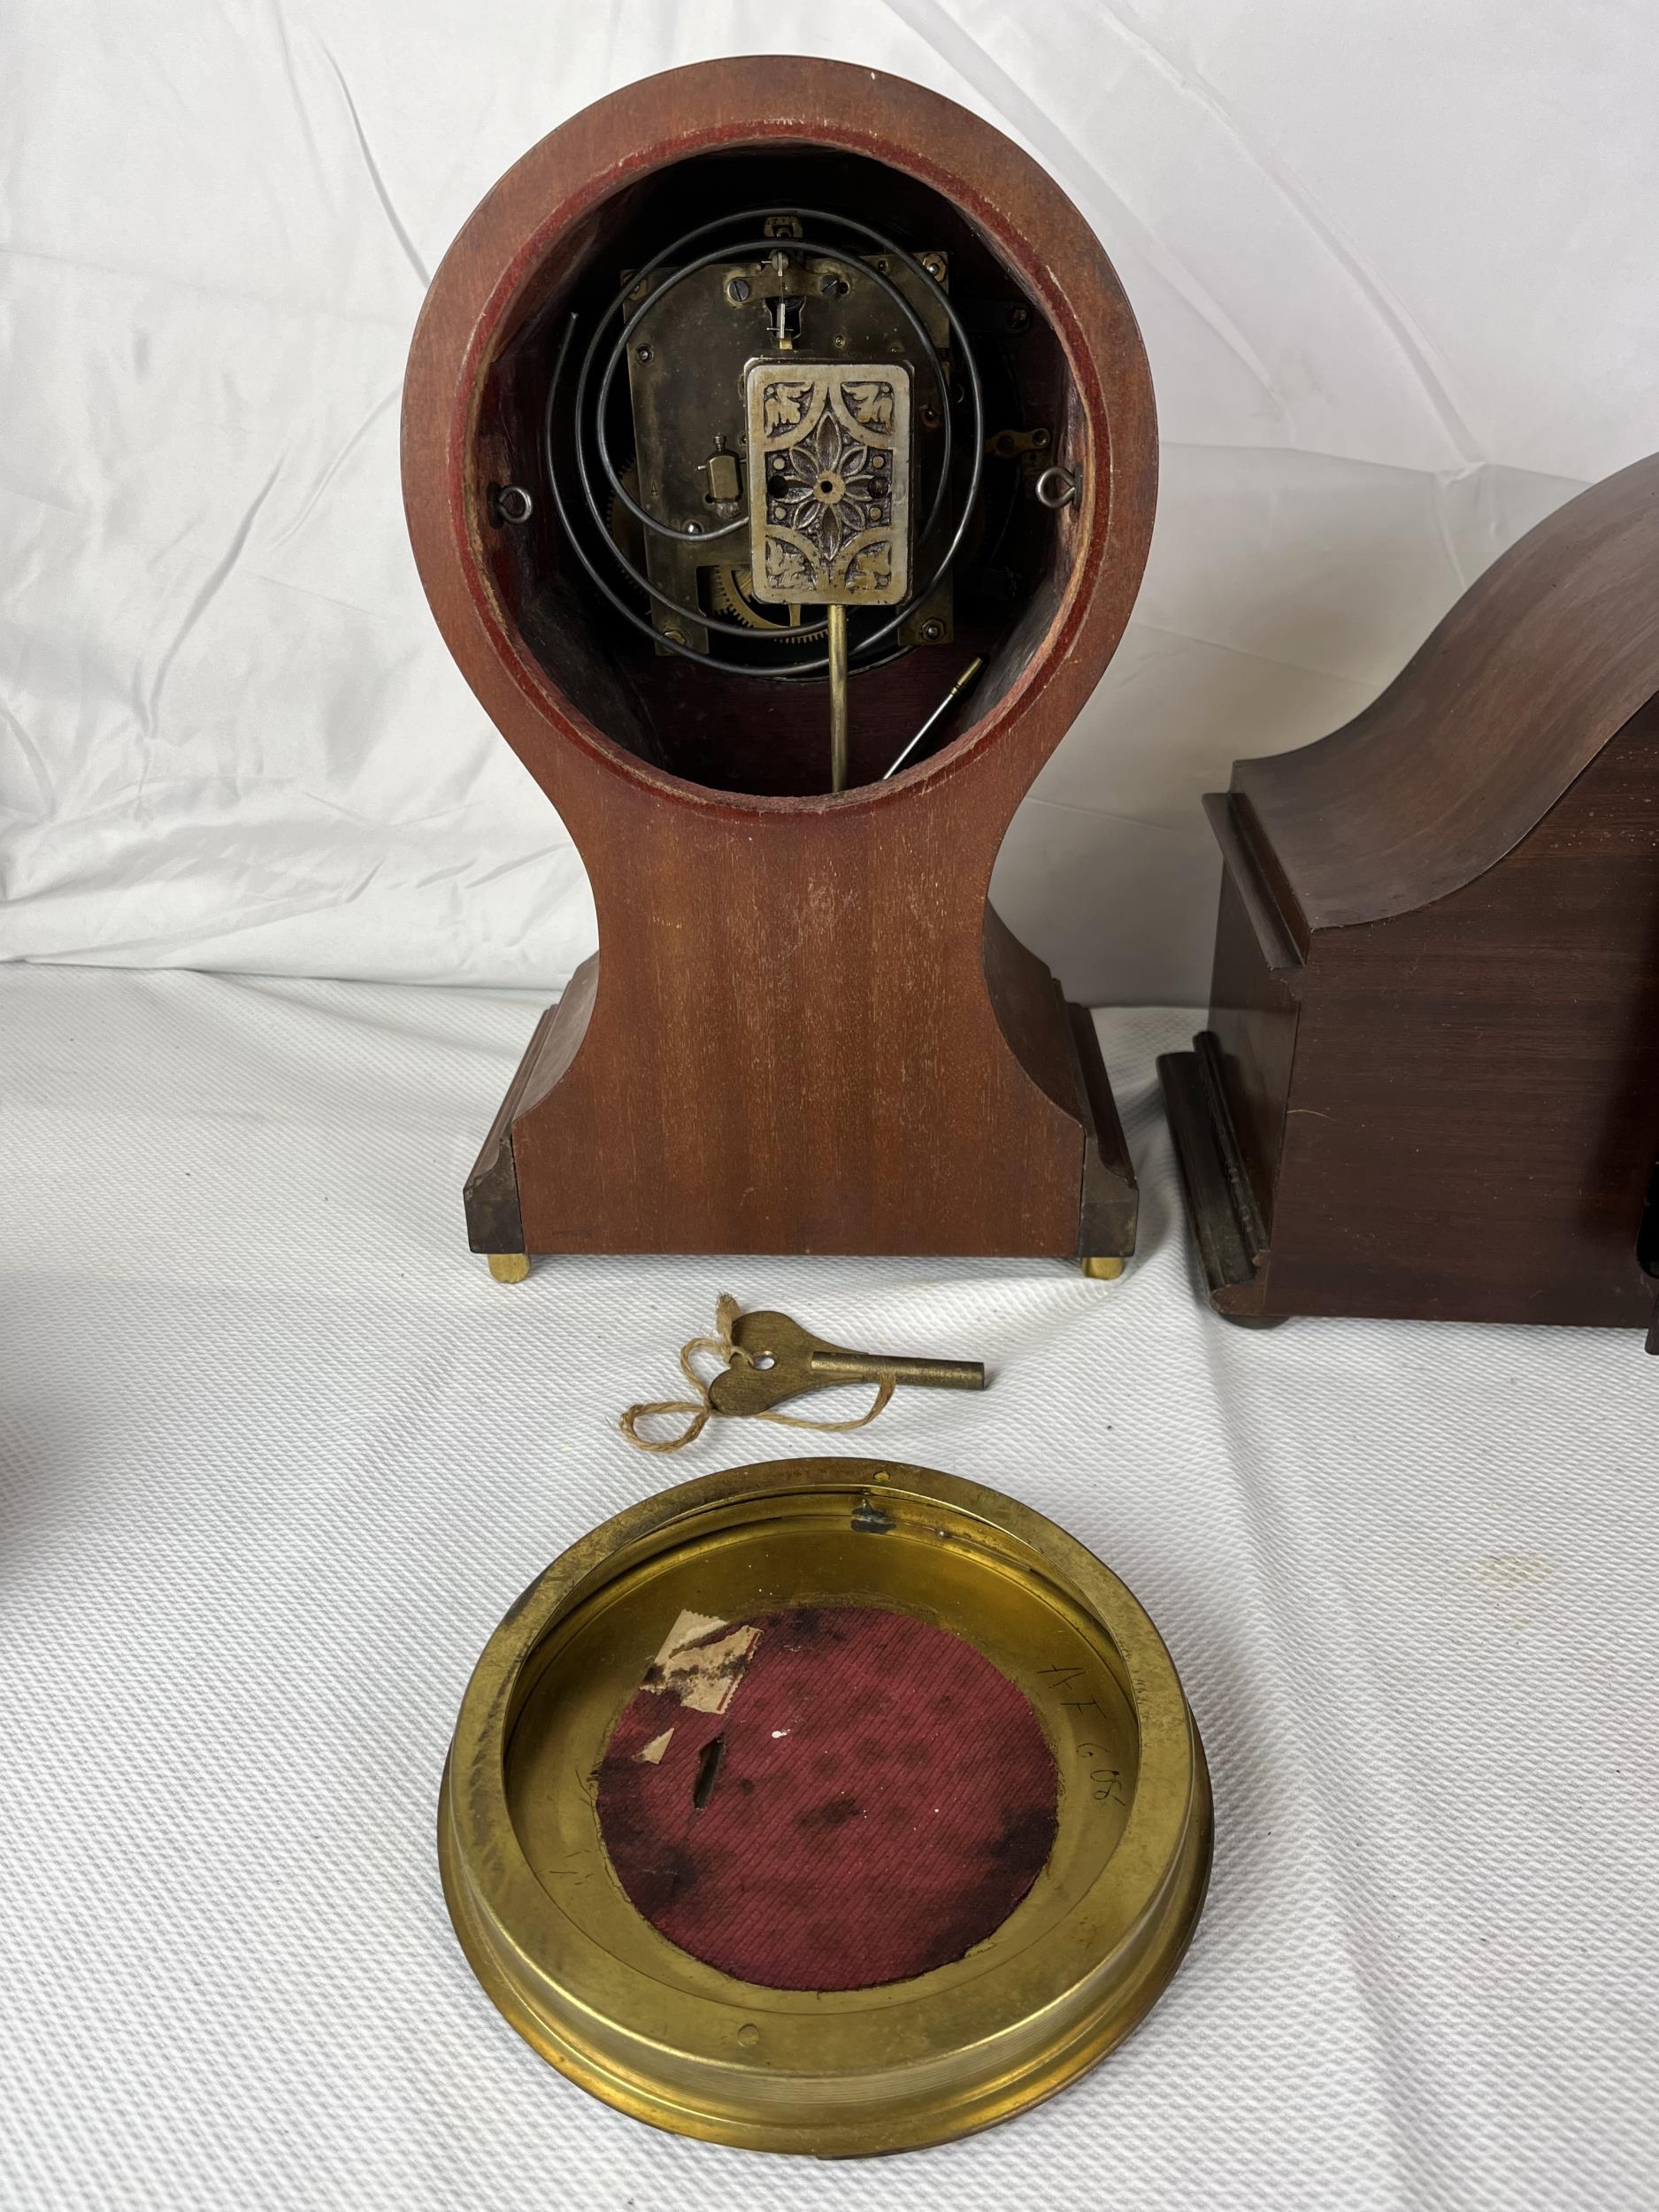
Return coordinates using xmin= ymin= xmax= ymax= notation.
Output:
xmin=438 ymin=1457 xmax=1211 ymax=2157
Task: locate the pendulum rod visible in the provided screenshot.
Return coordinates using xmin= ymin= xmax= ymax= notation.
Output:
xmin=827 ymin=603 xmax=850 ymax=792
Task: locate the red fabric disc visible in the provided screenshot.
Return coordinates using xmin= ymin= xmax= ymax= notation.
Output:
xmin=595 ymin=1604 xmax=1058 ymax=1990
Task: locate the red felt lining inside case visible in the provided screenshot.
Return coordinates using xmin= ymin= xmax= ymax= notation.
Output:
xmin=596 ymin=1604 xmax=1058 ymax=1990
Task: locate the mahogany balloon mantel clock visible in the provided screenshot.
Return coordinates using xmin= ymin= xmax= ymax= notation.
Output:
xmin=403 ymin=58 xmax=1156 ymax=1273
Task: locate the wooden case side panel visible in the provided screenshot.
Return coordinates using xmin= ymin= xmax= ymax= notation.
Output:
xmin=982 ymin=903 xmax=1087 ymax=1120
xmin=1065 ymin=1002 xmax=1137 ymax=1260
xmin=463 ymin=962 xmax=601 ymax=1253
xmin=1263 ymin=704 xmax=1659 ymax=1327
xmin=1206 ymin=866 xmax=1300 ymax=1242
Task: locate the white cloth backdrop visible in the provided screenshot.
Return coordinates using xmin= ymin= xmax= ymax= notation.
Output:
xmin=4 ymin=16 xmax=1658 ymax=2210
xmin=4 ymin=966 xmax=1657 ymax=2212
xmin=4 ymin=2 xmax=1659 ymax=1002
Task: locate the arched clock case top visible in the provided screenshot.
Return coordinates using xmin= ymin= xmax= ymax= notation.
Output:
xmin=1159 ymin=452 xmax=1659 ymax=1342
xmin=402 ymin=58 xmax=1157 ymax=1264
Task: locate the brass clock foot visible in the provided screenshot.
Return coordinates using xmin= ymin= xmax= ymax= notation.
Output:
xmin=1081 ymin=1256 xmax=1125 ymax=1280
xmin=487 ymin=1252 xmax=531 ymax=1284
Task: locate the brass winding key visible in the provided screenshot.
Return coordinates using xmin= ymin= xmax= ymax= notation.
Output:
xmin=707 ymin=1309 xmax=985 ymax=1417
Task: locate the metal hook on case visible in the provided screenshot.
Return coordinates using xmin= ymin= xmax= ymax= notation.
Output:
xmin=488 ymin=483 xmax=534 ymax=526
xmin=1034 ymin=465 xmax=1078 ymax=510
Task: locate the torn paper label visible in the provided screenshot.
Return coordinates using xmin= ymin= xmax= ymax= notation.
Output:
xmin=642 ymin=1609 xmax=762 ymax=1717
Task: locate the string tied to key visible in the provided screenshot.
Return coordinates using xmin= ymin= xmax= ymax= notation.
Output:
xmin=617 ymin=1295 xmax=984 ymax=1454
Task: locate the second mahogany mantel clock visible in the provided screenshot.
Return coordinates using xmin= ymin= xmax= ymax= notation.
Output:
xmin=402 ymin=58 xmax=1156 ymax=1275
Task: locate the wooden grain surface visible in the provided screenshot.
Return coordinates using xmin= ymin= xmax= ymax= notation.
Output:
xmin=1180 ymin=465 xmax=1659 ymax=1333
xmin=403 ymin=59 xmax=1157 ymax=1257
xmin=1265 ymin=705 xmax=1659 ymax=1327
xmin=1233 ymin=455 xmax=1659 ymax=941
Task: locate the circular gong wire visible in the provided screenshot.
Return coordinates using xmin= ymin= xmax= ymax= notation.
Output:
xmin=573 ymin=210 xmax=980 ymax=667
xmin=574 ymin=235 xmax=944 ymax=642
xmin=541 ymin=204 xmax=986 ymax=680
